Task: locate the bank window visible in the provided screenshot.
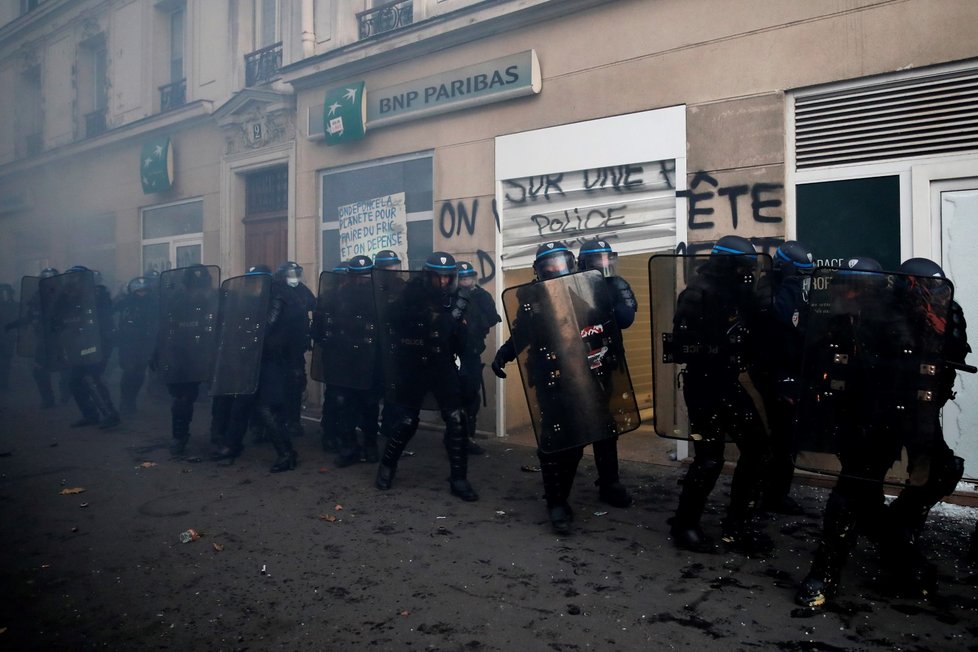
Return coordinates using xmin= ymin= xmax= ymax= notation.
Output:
xmin=320 ymin=152 xmax=433 ymax=271
xmin=142 ymin=198 xmax=204 ymax=274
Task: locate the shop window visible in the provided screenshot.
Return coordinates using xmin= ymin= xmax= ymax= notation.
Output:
xmin=796 ymin=176 xmax=900 ymax=270
xmin=142 ymin=199 xmax=204 ymax=274
xmin=320 ymin=152 xmax=432 ymax=271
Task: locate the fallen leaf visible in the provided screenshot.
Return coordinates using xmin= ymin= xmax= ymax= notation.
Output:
xmin=318 ymin=467 xmax=329 ymax=473
xmin=319 ymin=513 xmax=337 ymax=522
xmin=334 ymin=504 xmax=343 ymax=511
xmin=137 ymin=461 xmax=157 ymax=469
xmin=59 ymin=487 xmax=86 ymax=495
xmin=400 ymin=610 xmax=410 ymax=617
xmin=212 ymin=543 xmax=224 ymax=552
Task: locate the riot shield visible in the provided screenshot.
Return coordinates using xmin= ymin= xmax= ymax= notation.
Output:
xmin=39 ymin=269 xmax=102 ymax=370
xmin=648 ymin=253 xmax=773 ymax=439
xmin=373 ymin=269 xmax=452 ymax=411
xmin=502 ymin=270 xmax=640 ymax=453
xmin=794 ymin=268 xmax=952 ymax=485
xmin=310 ymin=270 xmax=378 ymax=389
xmin=157 ymin=265 xmax=221 ymax=384
xmin=15 ymin=276 xmax=40 ymax=360
xmin=209 ymin=273 xmax=270 ymax=396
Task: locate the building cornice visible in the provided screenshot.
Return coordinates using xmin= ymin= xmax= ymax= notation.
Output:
xmin=279 ymin=0 xmax=616 ymax=91
xmin=0 ymin=100 xmax=213 ymax=180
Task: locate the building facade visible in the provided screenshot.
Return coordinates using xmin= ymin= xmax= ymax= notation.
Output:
xmin=2 ymin=0 xmax=977 ymax=471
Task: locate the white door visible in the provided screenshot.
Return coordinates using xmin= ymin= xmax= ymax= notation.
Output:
xmin=932 ymin=179 xmax=978 ymax=478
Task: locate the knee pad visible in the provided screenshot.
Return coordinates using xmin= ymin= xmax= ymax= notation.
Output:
xmin=929 ymin=454 xmax=965 ymax=498
xmin=442 ymin=408 xmax=465 ymax=432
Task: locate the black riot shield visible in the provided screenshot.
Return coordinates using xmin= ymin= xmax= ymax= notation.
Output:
xmin=39 ymin=269 xmax=102 ymax=370
xmin=157 ymin=265 xmax=221 ymax=384
xmin=209 ymin=273 xmax=271 ymax=396
xmin=16 ymin=275 xmax=41 ymax=360
xmin=648 ymin=253 xmax=773 ymax=440
xmin=794 ymin=268 xmax=953 ymax=485
xmin=310 ymin=270 xmax=378 ymax=389
xmin=373 ymin=269 xmax=453 ymax=411
xmin=502 ymin=270 xmax=640 ymax=453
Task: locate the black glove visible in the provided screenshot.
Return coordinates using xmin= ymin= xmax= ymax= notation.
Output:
xmin=491 ymin=353 xmax=507 ymax=379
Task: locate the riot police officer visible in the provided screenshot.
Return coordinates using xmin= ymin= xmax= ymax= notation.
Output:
xmin=795 ymin=256 xmax=908 ymax=607
xmin=114 ymin=276 xmax=159 ymax=414
xmin=61 ymin=266 xmax=120 ymax=429
xmin=667 ymin=236 xmax=772 ymax=553
xmin=374 ymin=251 xmax=479 ymax=502
xmin=492 ymin=242 xmax=586 ymax=533
xmin=320 ymin=255 xmax=383 ymax=467
xmin=455 ymin=261 xmax=501 ymax=456
xmin=876 ymin=258 xmax=970 ymax=595
xmin=750 ymin=240 xmax=814 ymax=515
xmin=275 ymin=261 xmax=315 ymax=440
xmin=576 ymin=239 xmax=637 ymax=508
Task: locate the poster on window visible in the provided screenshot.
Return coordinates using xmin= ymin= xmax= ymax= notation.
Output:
xmin=337 ymin=192 xmax=408 ymax=262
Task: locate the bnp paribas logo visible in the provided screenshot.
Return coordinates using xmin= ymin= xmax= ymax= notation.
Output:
xmin=141 ymin=136 xmax=173 ymax=194
xmin=324 ymin=81 xmax=366 ymax=146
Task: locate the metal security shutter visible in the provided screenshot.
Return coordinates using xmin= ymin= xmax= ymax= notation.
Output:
xmin=795 ymin=68 xmax=978 ymax=170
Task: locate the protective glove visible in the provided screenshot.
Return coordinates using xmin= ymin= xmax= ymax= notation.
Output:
xmin=491 ymin=352 xmax=507 ymax=379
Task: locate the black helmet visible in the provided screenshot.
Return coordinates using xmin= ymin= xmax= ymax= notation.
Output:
xmin=711 ymin=235 xmax=756 ymax=257
xmin=578 ymin=238 xmax=618 ymax=277
xmin=275 ymin=261 xmax=303 ymax=284
xmin=127 ymin=277 xmax=151 ymax=294
xmin=457 ymin=261 xmax=477 ymax=287
xmin=374 ymin=249 xmax=402 ymax=270
xmin=424 ymin=251 xmax=458 ymax=294
xmin=347 ymin=255 xmax=374 ymax=275
xmin=40 ymin=267 xmax=59 ymax=279
xmin=533 ymin=242 xmax=575 ymax=281
xmin=67 ymin=265 xmax=90 ymax=274
xmin=182 ymin=264 xmax=212 ymax=290
xmin=774 ymin=240 xmax=814 ymax=275
xmin=246 ymin=264 xmax=272 ymax=276
xmin=898 ymin=257 xmax=945 ymax=278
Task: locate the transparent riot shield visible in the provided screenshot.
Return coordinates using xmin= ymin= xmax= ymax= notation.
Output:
xmin=373 ymin=269 xmax=453 ymax=411
xmin=157 ymin=265 xmax=221 ymax=384
xmin=16 ymin=276 xmax=40 ymax=360
xmin=39 ymin=269 xmax=102 ymax=370
xmin=209 ymin=273 xmax=270 ymax=396
xmin=310 ymin=270 xmax=378 ymax=390
xmin=648 ymin=253 xmax=773 ymax=439
xmin=502 ymin=270 xmax=640 ymax=453
xmin=794 ymin=268 xmax=953 ymax=485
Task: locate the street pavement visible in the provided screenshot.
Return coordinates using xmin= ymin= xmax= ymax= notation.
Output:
xmin=1 ymin=363 xmax=977 ymax=651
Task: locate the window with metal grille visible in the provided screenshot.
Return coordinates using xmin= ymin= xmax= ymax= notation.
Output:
xmin=794 ymin=67 xmax=978 ymax=170
xmin=246 ymin=167 xmax=288 ymax=216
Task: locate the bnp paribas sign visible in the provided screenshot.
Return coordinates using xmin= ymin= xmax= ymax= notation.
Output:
xmin=323 ymin=50 xmax=541 ymax=145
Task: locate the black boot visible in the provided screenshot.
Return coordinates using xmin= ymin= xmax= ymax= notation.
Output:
xmin=445 ymin=409 xmax=478 ymax=501
xmin=376 ymin=413 xmax=415 ymax=490
xmin=593 ymin=437 xmax=632 ymax=508
xmin=270 ymin=443 xmax=297 ymax=473
xmin=669 ymin=456 xmax=723 ymax=553
xmin=540 ymin=451 xmax=571 ymax=534
xmin=796 ymin=494 xmax=857 ymax=607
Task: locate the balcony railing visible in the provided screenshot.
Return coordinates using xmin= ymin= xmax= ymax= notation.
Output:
xmin=85 ymin=108 xmax=107 ymax=138
xmin=25 ymin=132 xmax=42 ymax=156
xmin=159 ymin=79 xmax=186 ymax=112
xmin=245 ymin=41 xmax=283 ymax=87
xmin=357 ymin=0 xmax=413 ymax=40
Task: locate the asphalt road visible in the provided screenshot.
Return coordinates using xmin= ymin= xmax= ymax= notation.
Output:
xmin=1 ymin=367 xmax=977 ymax=651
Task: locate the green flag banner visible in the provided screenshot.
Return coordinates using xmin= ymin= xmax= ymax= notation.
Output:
xmin=141 ymin=136 xmax=174 ymax=194
xmin=323 ymin=81 xmax=366 ymax=146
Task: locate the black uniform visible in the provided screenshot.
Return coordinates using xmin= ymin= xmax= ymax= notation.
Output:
xmin=114 ymin=284 xmax=159 ymax=414
xmin=668 ymin=253 xmax=771 ymax=553
xmin=66 ymin=282 xmax=120 ymax=429
xmin=456 ymin=280 xmax=501 ymax=454
xmin=284 ymin=280 xmax=315 ymax=438
xmin=375 ymin=260 xmax=478 ymax=502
